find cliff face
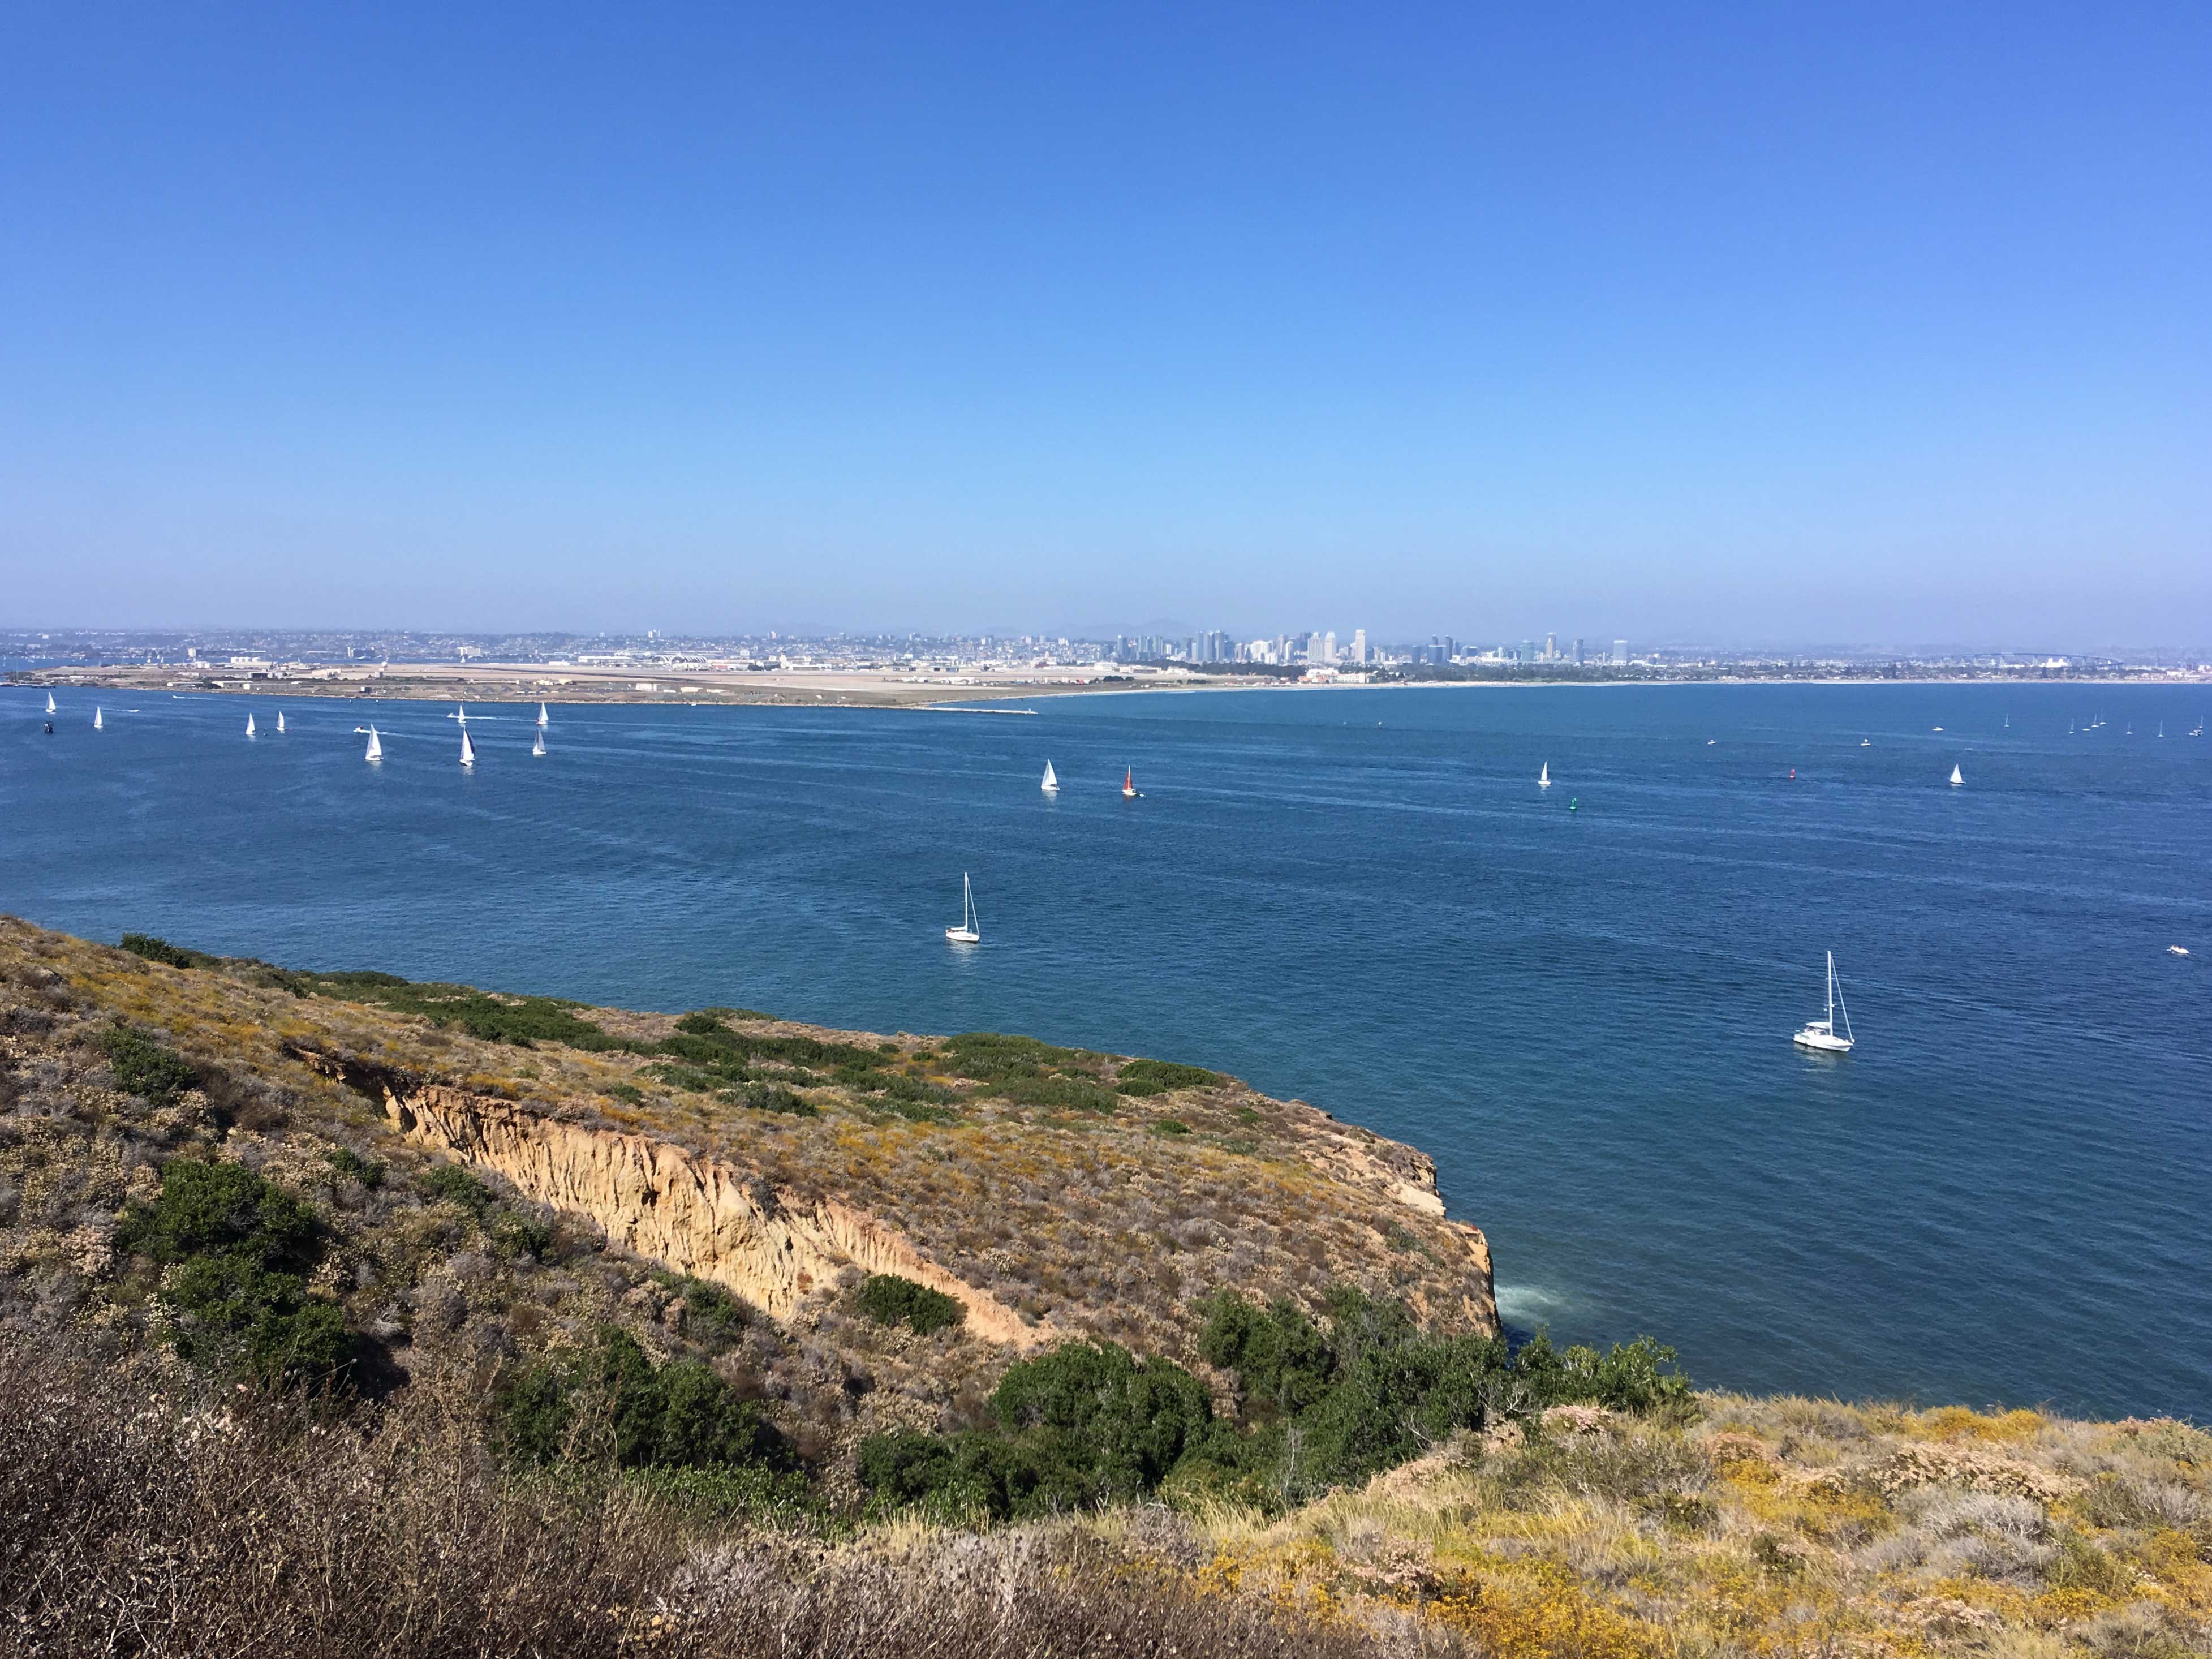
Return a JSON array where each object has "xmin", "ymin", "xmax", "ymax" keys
[{"xmin": 380, "ymin": 1080, "xmax": 1044, "ymax": 1347}]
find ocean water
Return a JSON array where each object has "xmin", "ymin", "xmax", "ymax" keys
[{"xmin": 6, "ymin": 681, "xmax": 2209, "ymax": 1420}]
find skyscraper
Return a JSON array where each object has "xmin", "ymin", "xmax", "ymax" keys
[
  {"xmin": 1544, "ymin": 631, "xmax": 1557, "ymax": 663},
  {"xmin": 1352, "ymin": 629, "xmax": 1368, "ymax": 665},
  {"xmin": 1573, "ymin": 637, "xmax": 1585, "ymax": 665},
  {"xmin": 1323, "ymin": 630, "xmax": 1337, "ymax": 663},
  {"xmin": 1612, "ymin": 639, "xmax": 1629, "ymax": 665}
]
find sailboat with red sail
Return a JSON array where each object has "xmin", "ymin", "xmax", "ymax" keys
[{"xmin": 1121, "ymin": 767, "xmax": 1137, "ymax": 798}]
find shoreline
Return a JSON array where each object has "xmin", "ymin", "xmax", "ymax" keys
[{"xmin": 11, "ymin": 661, "xmax": 2204, "ymax": 712}]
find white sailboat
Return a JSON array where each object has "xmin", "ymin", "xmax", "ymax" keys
[
  {"xmin": 944, "ymin": 873, "xmax": 980, "ymax": 944},
  {"xmin": 460, "ymin": 728, "xmax": 476, "ymax": 770},
  {"xmin": 455, "ymin": 703, "xmax": 468, "ymax": 725},
  {"xmin": 246, "ymin": 712, "xmax": 257, "ymax": 737},
  {"xmin": 45, "ymin": 692, "xmax": 57, "ymax": 715},
  {"xmin": 536, "ymin": 703, "xmax": 550, "ymax": 728},
  {"xmin": 276, "ymin": 711, "xmax": 286, "ymax": 734},
  {"xmin": 531, "ymin": 729, "xmax": 546, "ymax": 757},
  {"xmin": 364, "ymin": 725, "xmax": 382, "ymax": 763},
  {"xmin": 1792, "ymin": 952, "xmax": 1855, "ymax": 1054},
  {"xmin": 93, "ymin": 707, "xmax": 104, "ymax": 730},
  {"xmin": 1538, "ymin": 762, "xmax": 1551, "ymax": 789},
  {"xmin": 1041, "ymin": 759, "xmax": 1059, "ymax": 794},
  {"xmin": 1948, "ymin": 763, "xmax": 1963, "ymax": 787}
]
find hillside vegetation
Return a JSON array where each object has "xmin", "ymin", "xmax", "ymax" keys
[{"xmin": 2, "ymin": 916, "xmax": 2206, "ymax": 1658}]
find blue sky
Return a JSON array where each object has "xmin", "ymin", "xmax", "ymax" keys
[{"xmin": 2, "ymin": 3, "xmax": 2207, "ymax": 646}]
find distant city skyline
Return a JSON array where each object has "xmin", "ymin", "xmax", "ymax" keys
[{"xmin": 3, "ymin": 6, "xmax": 2207, "ymax": 644}]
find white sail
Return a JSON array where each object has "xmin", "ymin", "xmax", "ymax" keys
[
  {"xmin": 1949, "ymin": 763, "xmax": 1963, "ymax": 786},
  {"xmin": 45, "ymin": 693, "xmax": 56, "ymax": 714},
  {"xmin": 276, "ymin": 711, "xmax": 286, "ymax": 733},
  {"xmin": 1792, "ymin": 951, "xmax": 1856, "ymax": 1052},
  {"xmin": 93, "ymin": 707, "xmax": 103, "ymax": 730},
  {"xmin": 537, "ymin": 703, "xmax": 549, "ymax": 728},
  {"xmin": 1538, "ymin": 762, "xmax": 1550, "ymax": 788},
  {"xmin": 945, "ymin": 872, "xmax": 981, "ymax": 943},
  {"xmin": 365, "ymin": 726, "xmax": 382, "ymax": 762},
  {"xmin": 246, "ymin": 713, "xmax": 256, "ymax": 737},
  {"xmin": 1041, "ymin": 760, "xmax": 1058, "ymax": 792},
  {"xmin": 456, "ymin": 703, "xmax": 467, "ymax": 725},
  {"xmin": 532, "ymin": 729, "xmax": 545, "ymax": 757},
  {"xmin": 460, "ymin": 729, "xmax": 476, "ymax": 768}
]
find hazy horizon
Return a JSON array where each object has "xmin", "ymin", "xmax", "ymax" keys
[{"xmin": 3, "ymin": 5, "xmax": 2207, "ymax": 643}]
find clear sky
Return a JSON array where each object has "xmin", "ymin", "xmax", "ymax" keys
[{"xmin": 3, "ymin": 3, "xmax": 2207, "ymax": 647}]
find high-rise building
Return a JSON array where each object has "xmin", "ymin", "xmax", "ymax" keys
[
  {"xmin": 1612, "ymin": 639, "xmax": 1629, "ymax": 666},
  {"xmin": 1323, "ymin": 630, "xmax": 1337, "ymax": 663},
  {"xmin": 1544, "ymin": 631, "xmax": 1557, "ymax": 663},
  {"xmin": 1352, "ymin": 629, "xmax": 1368, "ymax": 665},
  {"xmin": 1573, "ymin": 637, "xmax": 1585, "ymax": 665}
]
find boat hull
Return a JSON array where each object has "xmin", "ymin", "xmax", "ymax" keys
[
  {"xmin": 944, "ymin": 928, "xmax": 980, "ymax": 944},
  {"xmin": 1793, "ymin": 1029, "xmax": 1853, "ymax": 1054}
]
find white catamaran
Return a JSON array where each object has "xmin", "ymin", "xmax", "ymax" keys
[
  {"xmin": 1792, "ymin": 952, "xmax": 1855, "ymax": 1054},
  {"xmin": 460, "ymin": 728, "xmax": 476, "ymax": 769},
  {"xmin": 945, "ymin": 873, "xmax": 981, "ymax": 944},
  {"xmin": 1041, "ymin": 760, "xmax": 1059, "ymax": 794},
  {"xmin": 364, "ymin": 725, "xmax": 382, "ymax": 763}
]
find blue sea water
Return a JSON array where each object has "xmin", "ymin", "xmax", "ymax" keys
[{"xmin": 6, "ymin": 681, "xmax": 2210, "ymax": 1420}]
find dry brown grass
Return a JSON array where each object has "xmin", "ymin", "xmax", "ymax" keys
[{"xmin": 0, "ymin": 1338, "xmax": 1453, "ymax": 1658}]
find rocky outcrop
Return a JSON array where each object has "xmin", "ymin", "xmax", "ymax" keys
[{"xmin": 375, "ymin": 1079, "xmax": 1045, "ymax": 1347}]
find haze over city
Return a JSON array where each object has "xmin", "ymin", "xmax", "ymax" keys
[{"xmin": 3, "ymin": 4, "xmax": 2207, "ymax": 648}]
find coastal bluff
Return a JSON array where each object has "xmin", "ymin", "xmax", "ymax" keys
[{"xmin": 0, "ymin": 916, "xmax": 1496, "ymax": 1389}]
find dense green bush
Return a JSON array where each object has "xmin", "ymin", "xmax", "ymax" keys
[
  {"xmin": 280, "ymin": 969, "xmax": 646, "ymax": 1052},
  {"xmin": 988, "ymin": 1074, "xmax": 1119, "ymax": 1114},
  {"xmin": 119, "ymin": 932, "xmax": 217, "ymax": 969},
  {"xmin": 496, "ymin": 1326, "xmax": 793, "ymax": 1475},
  {"xmin": 734, "ymin": 1082, "xmax": 816, "ymax": 1118},
  {"xmin": 115, "ymin": 1159, "xmax": 348, "ymax": 1384},
  {"xmin": 97, "ymin": 1024, "xmax": 199, "ymax": 1107},
  {"xmin": 325, "ymin": 1147, "xmax": 385, "ymax": 1189},
  {"xmin": 859, "ymin": 1288, "xmax": 1693, "ymax": 1519},
  {"xmin": 940, "ymin": 1031, "xmax": 1091, "ymax": 1082},
  {"xmin": 416, "ymin": 1163, "xmax": 493, "ymax": 1214},
  {"xmin": 1117, "ymin": 1058, "xmax": 1221, "ymax": 1093},
  {"xmin": 653, "ymin": 1272, "xmax": 750, "ymax": 1350},
  {"xmin": 858, "ymin": 1340, "xmax": 1217, "ymax": 1520},
  {"xmin": 856, "ymin": 1273, "xmax": 966, "ymax": 1336}
]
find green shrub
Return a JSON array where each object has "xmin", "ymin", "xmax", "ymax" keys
[
  {"xmin": 283, "ymin": 970, "xmax": 645, "ymax": 1053},
  {"xmin": 857, "ymin": 1274, "xmax": 965, "ymax": 1336},
  {"xmin": 119, "ymin": 933, "xmax": 217, "ymax": 969},
  {"xmin": 989, "ymin": 1074, "xmax": 1118, "ymax": 1114},
  {"xmin": 1150, "ymin": 1119, "xmax": 1191, "ymax": 1137},
  {"xmin": 733, "ymin": 1082, "xmax": 816, "ymax": 1118},
  {"xmin": 416, "ymin": 1163, "xmax": 493, "ymax": 1215},
  {"xmin": 1510, "ymin": 1333, "xmax": 1693, "ymax": 1414},
  {"xmin": 325, "ymin": 1147, "xmax": 385, "ymax": 1189},
  {"xmin": 114, "ymin": 1160, "xmax": 346, "ymax": 1385},
  {"xmin": 489, "ymin": 1207, "xmax": 553, "ymax": 1261},
  {"xmin": 604, "ymin": 1082, "xmax": 643, "ymax": 1104},
  {"xmin": 941, "ymin": 1031, "xmax": 1090, "ymax": 1082},
  {"xmin": 1117, "ymin": 1058, "xmax": 1220, "ymax": 1093},
  {"xmin": 496, "ymin": 1326, "xmax": 794, "ymax": 1474},
  {"xmin": 97, "ymin": 1025, "xmax": 199, "ymax": 1107},
  {"xmin": 858, "ymin": 1341, "xmax": 1219, "ymax": 1521},
  {"xmin": 653, "ymin": 1273, "xmax": 750, "ymax": 1350}
]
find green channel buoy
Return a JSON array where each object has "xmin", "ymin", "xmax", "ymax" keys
[{"xmin": 1568, "ymin": 797, "xmax": 1579, "ymax": 811}]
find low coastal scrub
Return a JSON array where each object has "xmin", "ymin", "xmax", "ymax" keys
[
  {"xmin": 855, "ymin": 1272, "xmax": 966, "ymax": 1336},
  {"xmin": 854, "ymin": 1291, "xmax": 1691, "ymax": 1521}
]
